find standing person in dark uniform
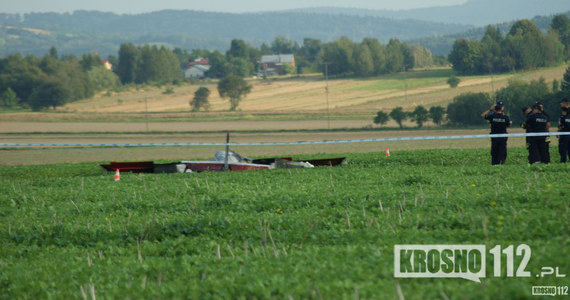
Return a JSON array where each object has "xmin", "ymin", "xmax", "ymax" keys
[
  {"xmin": 558, "ymin": 106, "xmax": 570, "ymax": 163},
  {"xmin": 536, "ymin": 102, "xmax": 551, "ymax": 163},
  {"xmin": 526, "ymin": 103, "xmax": 549, "ymax": 164},
  {"xmin": 520, "ymin": 106, "xmax": 532, "ymax": 150},
  {"xmin": 481, "ymin": 101, "xmax": 511, "ymax": 165}
]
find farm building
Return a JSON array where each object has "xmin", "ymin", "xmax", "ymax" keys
[
  {"xmin": 184, "ymin": 58, "xmax": 210, "ymax": 78},
  {"xmin": 259, "ymin": 54, "xmax": 295, "ymax": 75}
]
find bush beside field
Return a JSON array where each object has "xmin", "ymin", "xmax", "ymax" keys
[{"xmin": 0, "ymin": 148, "xmax": 568, "ymax": 299}]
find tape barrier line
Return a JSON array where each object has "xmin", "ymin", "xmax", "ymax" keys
[{"xmin": 1, "ymin": 132, "xmax": 570, "ymax": 148}]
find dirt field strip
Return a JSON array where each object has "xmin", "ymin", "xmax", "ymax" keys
[
  {"xmin": 0, "ymin": 128, "xmax": 531, "ymax": 165},
  {"xmin": 0, "ymin": 120, "xmax": 374, "ymax": 133}
]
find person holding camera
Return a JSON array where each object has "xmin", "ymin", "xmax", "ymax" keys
[{"xmin": 481, "ymin": 101, "xmax": 512, "ymax": 165}]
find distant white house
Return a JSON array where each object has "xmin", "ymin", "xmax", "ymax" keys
[
  {"xmin": 259, "ymin": 54, "xmax": 295, "ymax": 75},
  {"xmin": 184, "ymin": 58, "xmax": 210, "ymax": 78},
  {"xmin": 102, "ymin": 59, "xmax": 113, "ymax": 70}
]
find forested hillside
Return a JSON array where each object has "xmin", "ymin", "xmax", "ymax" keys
[
  {"xmin": 0, "ymin": 10, "xmax": 471, "ymax": 57},
  {"xmin": 1, "ymin": 9, "xmax": 568, "ymax": 58},
  {"xmin": 409, "ymin": 12, "xmax": 570, "ymax": 54}
]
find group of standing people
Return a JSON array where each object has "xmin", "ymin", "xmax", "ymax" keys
[{"xmin": 480, "ymin": 98, "xmax": 570, "ymax": 165}]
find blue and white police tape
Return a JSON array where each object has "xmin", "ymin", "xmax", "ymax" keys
[{"xmin": 1, "ymin": 132, "xmax": 569, "ymax": 148}]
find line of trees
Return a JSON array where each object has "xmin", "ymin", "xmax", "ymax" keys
[
  {"xmin": 116, "ymin": 44, "xmax": 183, "ymax": 85},
  {"xmin": 0, "ymin": 47, "xmax": 119, "ymax": 110},
  {"xmin": 173, "ymin": 36, "xmax": 439, "ymax": 79},
  {"xmin": 448, "ymin": 16, "xmax": 570, "ymax": 75},
  {"xmin": 374, "ymin": 105, "xmax": 445, "ymax": 128}
]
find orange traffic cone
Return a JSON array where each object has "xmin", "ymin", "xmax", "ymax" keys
[
  {"xmin": 114, "ymin": 169, "xmax": 120, "ymax": 181},
  {"xmin": 385, "ymin": 147, "xmax": 390, "ymax": 157}
]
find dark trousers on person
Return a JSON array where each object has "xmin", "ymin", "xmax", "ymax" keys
[
  {"xmin": 491, "ymin": 138, "xmax": 507, "ymax": 165},
  {"xmin": 528, "ymin": 137, "xmax": 549, "ymax": 164},
  {"xmin": 559, "ymin": 135, "xmax": 570, "ymax": 163},
  {"xmin": 545, "ymin": 139, "xmax": 551, "ymax": 163}
]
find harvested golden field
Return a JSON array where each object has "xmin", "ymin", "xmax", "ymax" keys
[{"xmin": 56, "ymin": 66, "xmax": 566, "ymax": 116}]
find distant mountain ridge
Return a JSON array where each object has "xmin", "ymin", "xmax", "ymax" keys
[
  {"xmin": 3, "ymin": 10, "xmax": 471, "ymax": 39},
  {"xmin": 0, "ymin": 10, "xmax": 473, "ymax": 57},
  {"xmin": 0, "ymin": 0, "xmax": 568, "ymax": 58},
  {"xmin": 292, "ymin": 0, "xmax": 570, "ymax": 26}
]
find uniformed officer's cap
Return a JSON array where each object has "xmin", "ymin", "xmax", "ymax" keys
[
  {"xmin": 561, "ymin": 98, "xmax": 569, "ymax": 103},
  {"xmin": 495, "ymin": 101, "xmax": 504, "ymax": 109},
  {"xmin": 532, "ymin": 103, "xmax": 542, "ymax": 109}
]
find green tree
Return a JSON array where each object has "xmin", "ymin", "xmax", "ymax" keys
[
  {"xmin": 411, "ymin": 44, "xmax": 433, "ymax": 68},
  {"xmin": 429, "ymin": 106, "xmax": 446, "ymax": 126},
  {"xmin": 301, "ymin": 38, "xmax": 322, "ymax": 63},
  {"xmin": 479, "ymin": 26, "xmax": 504, "ymax": 73},
  {"xmin": 551, "ymin": 14, "xmax": 570, "ymax": 61},
  {"xmin": 385, "ymin": 39, "xmax": 405, "ymax": 73},
  {"xmin": 562, "ymin": 65, "xmax": 570, "ymax": 94},
  {"xmin": 28, "ymin": 77, "xmax": 71, "ymax": 111},
  {"xmin": 319, "ymin": 38, "xmax": 353, "ymax": 76},
  {"xmin": 87, "ymin": 66, "xmax": 120, "ymax": 93},
  {"xmin": 352, "ymin": 43, "xmax": 374, "ymax": 76},
  {"xmin": 0, "ymin": 88, "xmax": 19, "ymax": 108},
  {"xmin": 227, "ymin": 39, "xmax": 249, "ymax": 59},
  {"xmin": 280, "ymin": 63, "xmax": 296, "ymax": 75},
  {"xmin": 229, "ymin": 57, "xmax": 253, "ymax": 77},
  {"xmin": 389, "ymin": 106, "xmax": 408, "ymax": 129},
  {"xmin": 553, "ymin": 79, "xmax": 560, "ymax": 92},
  {"xmin": 495, "ymin": 78, "xmax": 551, "ymax": 125},
  {"xmin": 373, "ymin": 110, "xmax": 389, "ymax": 126},
  {"xmin": 448, "ymin": 39, "xmax": 481, "ymax": 74},
  {"xmin": 361, "ymin": 38, "xmax": 386, "ymax": 75},
  {"xmin": 410, "ymin": 105, "xmax": 429, "ymax": 128},
  {"xmin": 217, "ymin": 75, "xmax": 252, "ymax": 111},
  {"xmin": 60, "ymin": 57, "xmax": 93, "ymax": 100},
  {"xmin": 401, "ymin": 42, "xmax": 415, "ymax": 71},
  {"xmin": 116, "ymin": 43, "xmax": 140, "ymax": 84},
  {"xmin": 190, "ymin": 87, "xmax": 211, "ymax": 112},
  {"xmin": 206, "ymin": 51, "xmax": 230, "ymax": 78},
  {"xmin": 504, "ymin": 19, "xmax": 562, "ymax": 70},
  {"xmin": 446, "ymin": 92, "xmax": 492, "ymax": 126},
  {"xmin": 271, "ymin": 36, "xmax": 298, "ymax": 54},
  {"xmin": 80, "ymin": 53, "xmax": 103, "ymax": 71},
  {"xmin": 447, "ymin": 75, "xmax": 461, "ymax": 88},
  {"xmin": 49, "ymin": 47, "xmax": 58, "ymax": 59},
  {"xmin": 136, "ymin": 45, "xmax": 183, "ymax": 84}
]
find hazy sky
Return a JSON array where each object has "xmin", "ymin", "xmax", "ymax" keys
[{"xmin": 2, "ymin": 0, "xmax": 468, "ymax": 14}]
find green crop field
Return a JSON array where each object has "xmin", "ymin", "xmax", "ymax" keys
[{"xmin": 1, "ymin": 147, "xmax": 568, "ymax": 299}]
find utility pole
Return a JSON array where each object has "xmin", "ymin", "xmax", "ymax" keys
[
  {"xmin": 145, "ymin": 96, "xmax": 149, "ymax": 133},
  {"xmin": 490, "ymin": 69, "xmax": 495, "ymax": 94},
  {"xmin": 403, "ymin": 65, "xmax": 408, "ymax": 103},
  {"xmin": 324, "ymin": 62, "xmax": 331, "ymax": 130}
]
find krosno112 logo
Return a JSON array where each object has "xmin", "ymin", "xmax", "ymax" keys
[{"xmin": 394, "ymin": 244, "xmax": 566, "ymax": 283}]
